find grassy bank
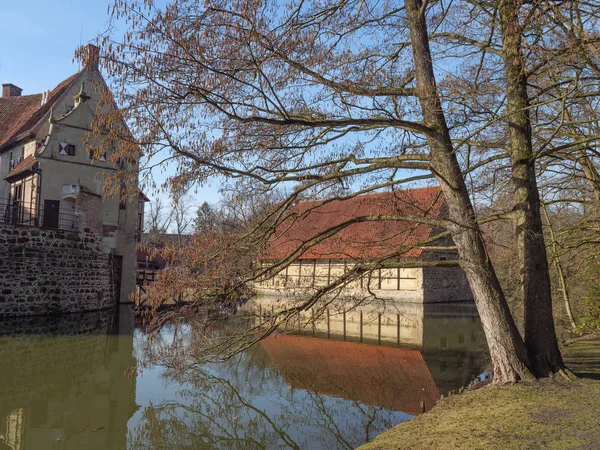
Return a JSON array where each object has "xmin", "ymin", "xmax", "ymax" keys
[{"xmin": 359, "ymin": 336, "xmax": 600, "ymax": 449}]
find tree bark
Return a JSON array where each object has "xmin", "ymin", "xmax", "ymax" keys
[
  {"xmin": 405, "ymin": 0, "xmax": 534, "ymax": 383},
  {"xmin": 498, "ymin": 0, "xmax": 566, "ymax": 376}
]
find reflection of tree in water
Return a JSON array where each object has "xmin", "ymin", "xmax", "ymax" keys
[
  {"xmin": 131, "ymin": 371, "xmax": 300, "ymax": 449},
  {"xmin": 131, "ymin": 307, "xmax": 490, "ymax": 450},
  {"xmin": 130, "ymin": 343, "xmax": 403, "ymax": 450}
]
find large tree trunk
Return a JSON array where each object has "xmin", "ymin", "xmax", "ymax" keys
[
  {"xmin": 405, "ymin": 0, "xmax": 534, "ymax": 383},
  {"xmin": 499, "ymin": 0, "xmax": 566, "ymax": 376}
]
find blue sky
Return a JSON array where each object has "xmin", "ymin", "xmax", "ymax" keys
[
  {"xmin": 0, "ymin": 1, "xmax": 111, "ymax": 94},
  {"xmin": 0, "ymin": 0, "xmax": 221, "ymax": 216}
]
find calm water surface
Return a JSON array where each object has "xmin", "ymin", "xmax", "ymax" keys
[{"xmin": 0, "ymin": 301, "xmax": 490, "ymax": 450}]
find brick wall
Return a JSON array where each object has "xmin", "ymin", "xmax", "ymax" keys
[
  {"xmin": 0, "ymin": 224, "xmax": 114, "ymax": 317},
  {"xmin": 76, "ymin": 190, "xmax": 103, "ymax": 234}
]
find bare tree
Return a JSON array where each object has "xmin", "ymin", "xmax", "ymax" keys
[
  {"xmin": 88, "ymin": 0, "xmax": 600, "ymax": 382},
  {"xmin": 171, "ymin": 192, "xmax": 195, "ymax": 243},
  {"xmin": 145, "ymin": 197, "xmax": 173, "ymax": 242}
]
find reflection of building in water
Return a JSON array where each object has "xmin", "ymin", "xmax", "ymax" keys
[
  {"xmin": 419, "ymin": 303, "xmax": 490, "ymax": 394},
  {"xmin": 261, "ymin": 335, "xmax": 440, "ymax": 414},
  {"xmin": 0, "ymin": 409, "xmax": 23, "ymax": 450},
  {"xmin": 250, "ymin": 299, "xmax": 490, "ymax": 413},
  {"xmin": 0, "ymin": 308, "xmax": 138, "ymax": 450},
  {"xmin": 247, "ymin": 298, "xmax": 488, "ymax": 350}
]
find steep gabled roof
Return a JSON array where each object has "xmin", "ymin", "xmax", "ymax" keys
[
  {"xmin": 0, "ymin": 73, "xmax": 79, "ymax": 151},
  {"xmin": 261, "ymin": 334, "xmax": 440, "ymax": 414},
  {"xmin": 263, "ymin": 186, "xmax": 445, "ymax": 261}
]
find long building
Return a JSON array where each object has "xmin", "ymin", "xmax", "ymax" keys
[{"xmin": 255, "ymin": 186, "xmax": 473, "ymax": 302}]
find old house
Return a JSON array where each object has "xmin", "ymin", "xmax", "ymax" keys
[
  {"xmin": 255, "ymin": 186, "xmax": 473, "ymax": 302},
  {"xmin": 0, "ymin": 44, "xmax": 143, "ymax": 310}
]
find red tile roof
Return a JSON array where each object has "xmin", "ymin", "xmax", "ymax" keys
[
  {"xmin": 261, "ymin": 334, "xmax": 440, "ymax": 414},
  {"xmin": 0, "ymin": 73, "xmax": 79, "ymax": 150},
  {"xmin": 4, "ymin": 154, "xmax": 38, "ymax": 181},
  {"xmin": 263, "ymin": 186, "xmax": 445, "ymax": 260}
]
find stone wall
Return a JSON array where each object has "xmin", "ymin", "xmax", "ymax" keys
[
  {"xmin": 421, "ymin": 266, "xmax": 474, "ymax": 303},
  {"xmin": 0, "ymin": 223, "xmax": 114, "ymax": 317}
]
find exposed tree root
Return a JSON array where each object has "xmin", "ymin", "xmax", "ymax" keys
[{"xmin": 551, "ymin": 367, "xmax": 577, "ymax": 382}]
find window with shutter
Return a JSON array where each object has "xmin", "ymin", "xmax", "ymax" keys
[{"xmin": 59, "ymin": 142, "xmax": 75, "ymax": 156}]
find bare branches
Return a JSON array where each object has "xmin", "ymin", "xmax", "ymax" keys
[{"xmin": 96, "ymin": 0, "xmax": 600, "ymax": 377}]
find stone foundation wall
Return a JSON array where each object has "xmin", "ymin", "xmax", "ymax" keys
[{"xmin": 0, "ymin": 224, "xmax": 114, "ymax": 317}]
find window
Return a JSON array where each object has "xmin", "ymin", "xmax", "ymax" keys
[
  {"xmin": 14, "ymin": 184, "xmax": 23, "ymax": 203},
  {"xmin": 59, "ymin": 142, "xmax": 75, "ymax": 156},
  {"xmin": 119, "ymin": 184, "xmax": 127, "ymax": 210},
  {"xmin": 137, "ymin": 201, "xmax": 144, "ymax": 231},
  {"xmin": 88, "ymin": 149, "xmax": 107, "ymax": 161},
  {"xmin": 8, "ymin": 149, "xmax": 23, "ymax": 170}
]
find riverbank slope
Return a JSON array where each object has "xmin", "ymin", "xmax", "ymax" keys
[{"xmin": 358, "ymin": 335, "xmax": 600, "ymax": 449}]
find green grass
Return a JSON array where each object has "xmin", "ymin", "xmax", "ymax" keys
[{"xmin": 358, "ymin": 336, "xmax": 600, "ymax": 450}]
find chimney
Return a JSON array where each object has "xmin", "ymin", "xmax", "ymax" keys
[
  {"xmin": 2, "ymin": 83, "xmax": 23, "ymax": 97},
  {"xmin": 82, "ymin": 44, "xmax": 100, "ymax": 71}
]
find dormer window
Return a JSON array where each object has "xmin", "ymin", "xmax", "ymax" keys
[{"xmin": 59, "ymin": 142, "xmax": 75, "ymax": 156}]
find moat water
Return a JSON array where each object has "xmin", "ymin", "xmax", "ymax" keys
[{"xmin": 0, "ymin": 301, "xmax": 490, "ymax": 450}]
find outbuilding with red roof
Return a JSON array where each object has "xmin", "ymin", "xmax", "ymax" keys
[{"xmin": 255, "ymin": 186, "xmax": 473, "ymax": 302}]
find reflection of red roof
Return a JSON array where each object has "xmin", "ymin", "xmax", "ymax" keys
[
  {"xmin": 263, "ymin": 186, "xmax": 444, "ymax": 260},
  {"xmin": 261, "ymin": 334, "xmax": 440, "ymax": 414},
  {"xmin": 4, "ymin": 155, "xmax": 37, "ymax": 181},
  {"xmin": 0, "ymin": 73, "xmax": 79, "ymax": 150}
]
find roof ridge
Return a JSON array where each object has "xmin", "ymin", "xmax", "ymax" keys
[
  {"xmin": 293, "ymin": 185, "xmax": 442, "ymax": 208},
  {"xmin": 0, "ymin": 71, "xmax": 80, "ymax": 151},
  {"xmin": 0, "ymin": 93, "xmax": 42, "ymax": 100}
]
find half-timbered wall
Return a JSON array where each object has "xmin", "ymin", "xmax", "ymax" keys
[
  {"xmin": 256, "ymin": 257, "xmax": 473, "ymax": 303},
  {"xmin": 259, "ymin": 259, "xmax": 420, "ymax": 290}
]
